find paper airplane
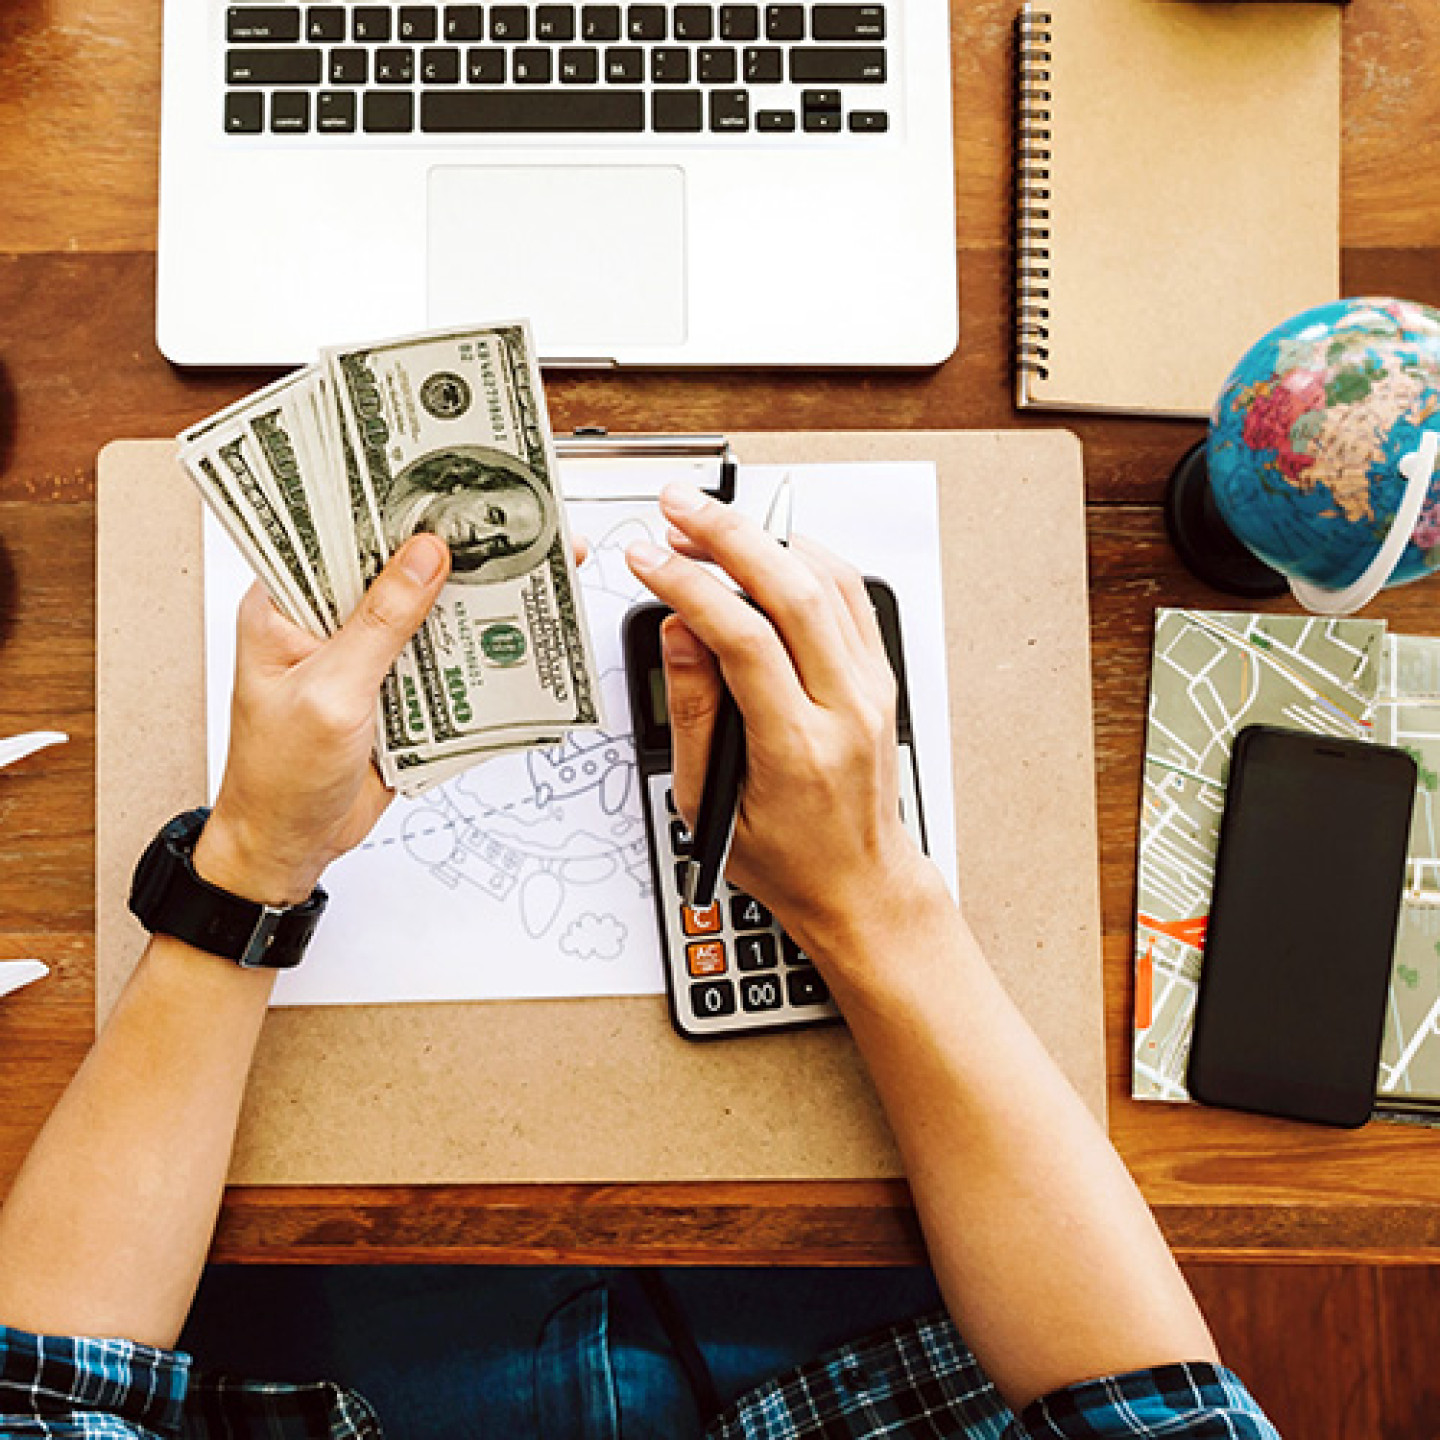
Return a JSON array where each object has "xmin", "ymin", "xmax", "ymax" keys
[
  {"xmin": 0, "ymin": 732, "xmax": 68, "ymax": 772},
  {"xmin": 0, "ymin": 960, "xmax": 49, "ymax": 1001}
]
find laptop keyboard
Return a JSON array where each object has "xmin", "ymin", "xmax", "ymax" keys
[{"xmin": 223, "ymin": 3, "xmax": 892, "ymax": 137}]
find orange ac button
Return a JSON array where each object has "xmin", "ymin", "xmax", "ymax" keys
[{"xmin": 686, "ymin": 940, "xmax": 727, "ymax": 977}]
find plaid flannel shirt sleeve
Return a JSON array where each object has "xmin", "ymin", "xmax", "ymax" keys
[
  {"xmin": 0, "ymin": 1324, "xmax": 382, "ymax": 1440},
  {"xmin": 706, "ymin": 1311, "xmax": 1281, "ymax": 1440}
]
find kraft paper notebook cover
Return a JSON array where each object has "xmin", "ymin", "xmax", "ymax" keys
[
  {"xmin": 1015, "ymin": 0, "xmax": 1340, "ymax": 417},
  {"xmin": 97, "ymin": 431, "xmax": 1104, "ymax": 1186}
]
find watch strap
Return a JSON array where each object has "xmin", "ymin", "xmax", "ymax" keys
[{"xmin": 128, "ymin": 809, "xmax": 326, "ymax": 970}]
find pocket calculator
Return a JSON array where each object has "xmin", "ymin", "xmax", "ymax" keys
[{"xmin": 623, "ymin": 579, "xmax": 928, "ymax": 1041}]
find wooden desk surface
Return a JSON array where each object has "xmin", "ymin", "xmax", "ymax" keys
[{"xmin": 3, "ymin": 0, "xmax": 1440, "ymax": 1264}]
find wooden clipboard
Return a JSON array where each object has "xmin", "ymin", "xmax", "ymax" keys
[{"xmin": 97, "ymin": 430, "xmax": 1103, "ymax": 1185}]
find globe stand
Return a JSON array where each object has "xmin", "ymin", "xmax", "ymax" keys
[{"xmin": 1164, "ymin": 441, "xmax": 1289, "ymax": 599}]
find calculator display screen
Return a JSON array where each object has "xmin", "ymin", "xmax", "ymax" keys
[{"xmin": 649, "ymin": 668, "xmax": 669, "ymax": 731}]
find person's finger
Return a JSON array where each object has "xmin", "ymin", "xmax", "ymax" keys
[
  {"xmin": 625, "ymin": 540, "xmax": 807, "ymax": 731},
  {"xmin": 313, "ymin": 534, "xmax": 451, "ymax": 691},
  {"xmin": 234, "ymin": 581, "xmax": 324, "ymax": 674},
  {"xmin": 660, "ymin": 617, "xmax": 723, "ymax": 823},
  {"xmin": 791, "ymin": 537, "xmax": 888, "ymax": 667},
  {"xmin": 658, "ymin": 484, "xmax": 858, "ymax": 705}
]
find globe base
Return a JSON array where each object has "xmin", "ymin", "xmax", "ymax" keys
[{"xmin": 1164, "ymin": 441, "xmax": 1289, "ymax": 599}]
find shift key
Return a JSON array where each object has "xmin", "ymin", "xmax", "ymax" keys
[
  {"xmin": 788, "ymin": 47, "xmax": 884, "ymax": 82},
  {"xmin": 227, "ymin": 48, "xmax": 324, "ymax": 84}
]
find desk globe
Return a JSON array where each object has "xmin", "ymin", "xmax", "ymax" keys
[{"xmin": 1167, "ymin": 297, "xmax": 1440, "ymax": 613}]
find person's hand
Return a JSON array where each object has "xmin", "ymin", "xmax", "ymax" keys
[
  {"xmin": 625, "ymin": 483, "xmax": 939, "ymax": 965},
  {"xmin": 193, "ymin": 534, "xmax": 453, "ymax": 905}
]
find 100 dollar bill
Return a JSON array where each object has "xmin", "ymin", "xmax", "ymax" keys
[{"xmin": 326, "ymin": 324, "xmax": 602, "ymax": 757}]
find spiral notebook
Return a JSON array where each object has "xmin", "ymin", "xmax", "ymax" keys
[{"xmin": 1015, "ymin": 0, "xmax": 1340, "ymax": 418}]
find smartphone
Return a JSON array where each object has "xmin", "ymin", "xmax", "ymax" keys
[
  {"xmin": 1188, "ymin": 723, "xmax": 1416, "ymax": 1127},
  {"xmin": 623, "ymin": 578, "xmax": 927, "ymax": 1040}
]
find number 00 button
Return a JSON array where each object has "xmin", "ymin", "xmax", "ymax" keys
[
  {"xmin": 741, "ymin": 976, "xmax": 784, "ymax": 1012},
  {"xmin": 691, "ymin": 979, "xmax": 736, "ymax": 1018}
]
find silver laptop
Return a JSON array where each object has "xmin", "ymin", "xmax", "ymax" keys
[{"xmin": 158, "ymin": 2, "xmax": 957, "ymax": 367}]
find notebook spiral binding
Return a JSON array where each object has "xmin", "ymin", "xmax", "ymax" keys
[{"xmin": 1015, "ymin": 7, "xmax": 1053, "ymax": 387}]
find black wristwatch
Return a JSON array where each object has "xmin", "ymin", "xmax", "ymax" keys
[{"xmin": 128, "ymin": 808, "xmax": 327, "ymax": 970}]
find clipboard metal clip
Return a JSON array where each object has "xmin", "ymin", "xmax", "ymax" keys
[{"xmin": 555, "ymin": 428, "xmax": 737, "ymax": 503}]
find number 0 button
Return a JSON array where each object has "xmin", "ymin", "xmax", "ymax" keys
[{"xmin": 691, "ymin": 979, "xmax": 736, "ymax": 1018}]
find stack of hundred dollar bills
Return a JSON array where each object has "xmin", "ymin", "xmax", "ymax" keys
[{"xmin": 179, "ymin": 323, "xmax": 602, "ymax": 797}]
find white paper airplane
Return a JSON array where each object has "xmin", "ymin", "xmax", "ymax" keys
[
  {"xmin": 0, "ymin": 732, "xmax": 68, "ymax": 772},
  {"xmin": 0, "ymin": 960, "xmax": 49, "ymax": 1001}
]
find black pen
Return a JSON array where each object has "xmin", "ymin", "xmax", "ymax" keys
[{"xmin": 683, "ymin": 477, "xmax": 793, "ymax": 912}]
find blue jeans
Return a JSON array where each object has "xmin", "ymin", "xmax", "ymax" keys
[{"xmin": 181, "ymin": 1265, "xmax": 943, "ymax": 1439}]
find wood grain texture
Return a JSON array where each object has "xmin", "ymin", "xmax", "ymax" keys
[{"xmin": 3, "ymin": 0, "xmax": 1440, "ymax": 1267}]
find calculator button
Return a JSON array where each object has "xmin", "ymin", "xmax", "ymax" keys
[
  {"xmin": 670, "ymin": 819, "xmax": 693, "ymax": 855},
  {"xmin": 736, "ymin": 933, "xmax": 778, "ymax": 970},
  {"xmin": 691, "ymin": 978, "xmax": 736, "ymax": 1018},
  {"xmin": 730, "ymin": 894, "xmax": 771, "ymax": 930},
  {"xmin": 782, "ymin": 935, "xmax": 814, "ymax": 966},
  {"xmin": 681, "ymin": 902, "xmax": 722, "ymax": 936},
  {"xmin": 741, "ymin": 974, "xmax": 785, "ymax": 1012},
  {"xmin": 786, "ymin": 968, "xmax": 830, "ymax": 1006},
  {"xmin": 687, "ymin": 939, "xmax": 727, "ymax": 977}
]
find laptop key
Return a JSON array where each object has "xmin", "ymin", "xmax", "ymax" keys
[
  {"xmin": 755, "ymin": 107, "xmax": 795, "ymax": 131},
  {"xmin": 673, "ymin": 5, "xmax": 714, "ymax": 40},
  {"xmin": 317, "ymin": 90, "xmax": 358, "ymax": 131},
  {"xmin": 698, "ymin": 46, "xmax": 736, "ymax": 82},
  {"xmin": 489, "ymin": 6, "xmax": 529, "ymax": 40},
  {"xmin": 224, "ymin": 91, "xmax": 264, "ymax": 133},
  {"xmin": 581, "ymin": 6, "xmax": 622, "ymax": 40},
  {"xmin": 399, "ymin": 6, "xmax": 439, "ymax": 40},
  {"xmin": 720, "ymin": 4, "xmax": 759, "ymax": 39},
  {"xmin": 764, "ymin": 5, "xmax": 804, "ymax": 40},
  {"xmin": 227, "ymin": 49, "xmax": 324, "ymax": 85},
  {"xmin": 811, "ymin": 4, "xmax": 885, "ymax": 40},
  {"xmin": 375, "ymin": 47, "xmax": 415, "ymax": 83},
  {"xmin": 352, "ymin": 7, "xmax": 392, "ymax": 41},
  {"xmin": 743, "ymin": 46, "xmax": 781, "ymax": 82},
  {"xmin": 627, "ymin": 4, "xmax": 666, "ymax": 38},
  {"xmin": 651, "ymin": 47, "xmax": 689, "ymax": 83},
  {"xmin": 560, "ymin": 47, "xmax": 600, "ymax": 82},
  {"xmin": 537, "ymin": 6, "xmax": 577, "ymax": 40},
  {"xmin": 652, "ymin": 90, "xmax": 702, "ymax": 131},
  {"xmin": 802, "ymin": 107, "xmax": 841, "ymax": 131},
  {"xmin": 512, "ymin": 48, "xmax": 552, "ymax": 83},
  {"xmin": 790, "ymin": 47, "xmax": 885, "ymax": 82},
  {"xmin": 306, "ymin": 7, "xmax": 346, "ymax": 41},
  {"xmin": 363, "ymin": 91, "xmax": 415, "ymax": 131},
  {"xmin": 709, "ymin": 88, "xmax": 748, "ymax": 130},
  {"xmin": 444, "ymin": 6, "xmax": 484, "ymax": 39},
  {"xmin": 227, "ymin": 8, "xmax": 301, "ymax": 42},
  {"xmin": 466, "ymin": 47, "xmax": 506, "ymax": 82},
  {"xmin": 270, "ymin": 91, "xmax": 311, "ymax": 133},
  {"xmin": 848, "ymin": 108, "xmax": 887, "ymax": 131},
  {"xmin": 422, "ymin": 90, "xmax": 646, "ymax": 131},
  {"xmin": 330, "ymin": 48, "xmax": 368, "ymax": 84},
  {"xmin": 420, "ymin": 47, "xmax": 461, "ymax": 82},
  {"xmin": 605, "ymin": 46, "xmax": 643, "ymax": 81}
]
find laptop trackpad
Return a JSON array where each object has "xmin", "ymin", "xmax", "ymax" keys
[{"xmin": 427, "ymin": 165, "xmax": 687, "ymax": 356}]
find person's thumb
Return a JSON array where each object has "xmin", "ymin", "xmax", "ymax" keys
[
  {"xmin": 318, "ymin": 534, "xmax": 451, "ymax": 691},
  {"xmin": 661, "ymin": 616, "xmax": 723, "ymax": 824}
]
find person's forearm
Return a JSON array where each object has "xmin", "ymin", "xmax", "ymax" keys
[
  {"xmin": 812, "ymin": 866, "xmax": 1218, "ymax": 1412},
  {"xmin": 0, "ymin": 921, "xmax": 275, "ymax": 1348}
]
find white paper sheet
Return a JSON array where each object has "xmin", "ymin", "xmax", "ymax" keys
[{"xmin": 205, "ymin": 461, "xmax": 957, "ymax": 1006}]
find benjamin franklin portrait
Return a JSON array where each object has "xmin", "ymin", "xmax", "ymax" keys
[{"xmin": 382, "ymin": 445, "xmax": 559, "ymax": 584}]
